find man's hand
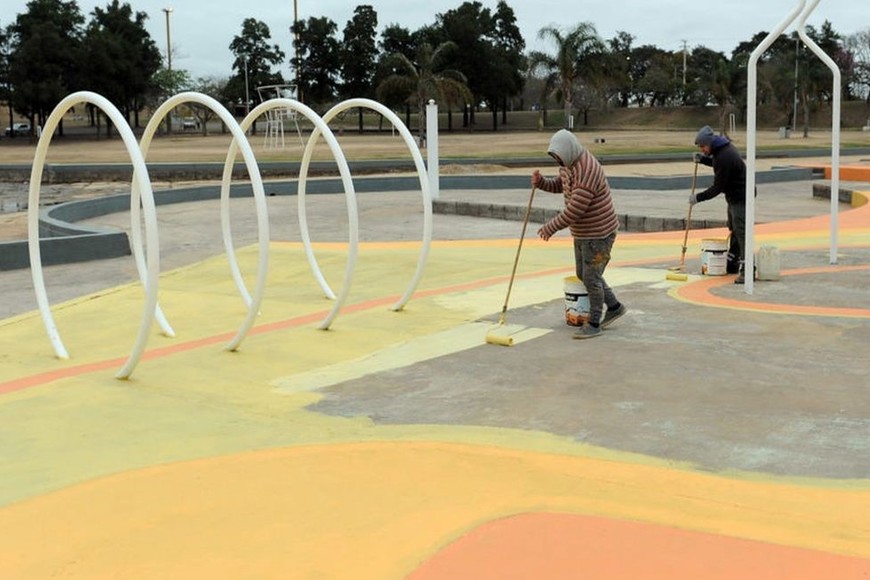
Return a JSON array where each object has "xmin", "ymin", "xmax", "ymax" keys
[
  {"xmin": 537, "ymin": 226, "xmax": 551, "ymax": 241},
  {"xmin": 688, "ymin": 193, "xmax": 698, "ymax": 206},
  {"xmin": 693, "ymin": 152, "xmax": 704, "ymax": 163},
  {"xmin": 531, "ymin": 170, "xmax": 542, "ymax": 188}
]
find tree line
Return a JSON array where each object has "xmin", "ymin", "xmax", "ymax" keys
[{"xmin": 2, "ymin": 0, "xmax": 868, "ymax": 138}]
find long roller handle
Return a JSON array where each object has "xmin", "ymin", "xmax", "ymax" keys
[{"xmin": 498, "ymin": 186, "xmax": 537, "ymax": 325}]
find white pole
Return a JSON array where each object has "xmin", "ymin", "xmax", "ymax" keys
[
  {"xmin": 745, "ymin": 0, "xmax": 807, "ymax": 295},
  {"xmin": 797, "ymin": 0, "xmax": 840, "ymax": 264},
  {"xmin": 426, "ymin": 99, "xmax": 440, "ymax": 201},
  {"xmin": 792, "ymin": 37, "xmax": 799, "ymax": 132},
  {"xmin": 243, "ymin": 56, "xmax": 250, "ymax": 120}
]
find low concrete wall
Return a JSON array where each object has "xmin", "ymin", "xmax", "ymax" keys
[
  {"xmin": 432, "ymin": 200, "xmax": 728, "ymax": 233},
  {"xmin": 811, "ymin": 183, "xmax": 866, "ymax": 206},
  {"xmin": 0, "ymin": 167, "xmax": 818, "ymax": 271},
  {"xmin": 0, "ymin": 229, "xmax": 130, "ymax": 271}
]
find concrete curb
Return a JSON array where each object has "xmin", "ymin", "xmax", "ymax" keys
[{"xmin": 0, "ymin": 166, "xmax": 826, "ymax": 271}]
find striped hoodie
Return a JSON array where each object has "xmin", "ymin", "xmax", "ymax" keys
[{"xmin": 537, "ymin": 129, "xmax": 619, "ymax": 240}]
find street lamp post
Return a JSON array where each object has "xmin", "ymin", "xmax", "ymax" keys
[
  {"xmin": 293, "ymin": 0, "xmax": 301, "ymax": 102},
  {"xmin": 163, "ymin": 7, "xmax": 173, "ymax": 72},
  {"xmin": 163, "ymin": 7, "xmax": 173, "ymax": 134},
  {"xmin": 243, "ymin": 55, "xmax": 250, "ymax": 118},
  {"xmin": 792, "ymin": 36, "xmax": 800, "ymax": 131}
]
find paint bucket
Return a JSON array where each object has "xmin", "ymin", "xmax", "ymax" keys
[
  {"xmin": 757, "ymin": 245, "xmax": 781, "ymax": 281},
  {"xmin": 700, "ymin": 238, "xmax": 728, "ymax": 276},
  {"xmin": 564, "ymin": 276, "xmax": 590, "ymax": 326}
]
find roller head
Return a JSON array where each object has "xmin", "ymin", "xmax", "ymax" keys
[
  {"xmin": 485, "ymin": 333, "xmax": 514, "ymax": 346},
  {"xmin": 666, "ymin": 272, "xmax": 688, "ymax": 282}
]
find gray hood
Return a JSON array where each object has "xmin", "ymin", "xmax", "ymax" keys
[{"xmin": 547, "ymin": 129, "xmax": 584, "ymax": 166}]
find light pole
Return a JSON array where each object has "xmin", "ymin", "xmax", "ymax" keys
[
  {"xmin": 243, "ymin": 54, "xmax": 250, "ymax": 118},
  {"xmin": 792, "ymin": 36, "xmax": 799, "ymax": 131},
  {"xmin": 681, "ymin": 40, "xmax": 688, "ymax": 87},
  {"xmin": 162, "ymin": 7, "xmax": 173, "ymax": 72},
  {"xmin": 163, "ymin": 7, "xmax": 173, "ymax": 134},
  {"xmin": 293, "ymin": 0, "xmax": 301, "ymax": 102}
]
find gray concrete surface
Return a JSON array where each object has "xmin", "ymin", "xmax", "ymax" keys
[
  {"xmin": 0, "ymin": 174, "xmax": 846, "ymax": 318},
  {"xmin": 1, "ymin": 160, "xmax": 869, "ymax": 482}
]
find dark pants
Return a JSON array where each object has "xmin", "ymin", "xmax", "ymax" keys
[
  {"xmin": 728, "ymin": 203, "xmax": 746, "ymax": 272},
  {"xmin": 573, "ymin": 232, "xmax": 619, "ymax": 325}
]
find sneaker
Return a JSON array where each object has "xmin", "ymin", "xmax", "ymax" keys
[
  {"xmin": 573, "ymin": 323, "xmax": 602, "ymax": 339},
  {"xmin": 734, "ymin": 266, "xmax": 757, "ymax": 284},
  {"xmin": 601, "ymin": 304, "xmax": 627, "ymax": 329}
]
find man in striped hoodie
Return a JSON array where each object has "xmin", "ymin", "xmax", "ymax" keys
[{"xmin": 532, "ymin": 129, "xmax": 626, "ymax": 339}]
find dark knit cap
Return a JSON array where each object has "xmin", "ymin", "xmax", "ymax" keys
[{"xmin": 694, "ymin": 125, "xmax": 715, "ymax": 147}]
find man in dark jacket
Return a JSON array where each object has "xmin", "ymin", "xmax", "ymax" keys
[{"xmin": 690, "ymin": 125, "xmax": 751, "ymax": 283}]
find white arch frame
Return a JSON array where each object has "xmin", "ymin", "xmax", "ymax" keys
[
  {"xmin": 231, "ymin": 98, "xmax": 358, "ymax": 331},
  {"xmin": 745, "ymin": 0, "xmax": 807, "ymax": 295},
  {"xmin": 24, "ymin": 91, "xmax": 433, "ymax": 379},
  {"xmin": 797, "ymin": 0, "xmax": 841, "ymax": 265},
  {"xmin": 133, "ymin": 91, "xmax": 271, "ymax": 352},
  {"xmin": 745, "ymin": 0, "xmax": 841, "ymax": 294},
  {"xmin": 299, "ymin": 98, "xmax": 433, "ymax": 319},
  {"xmin": 27, "ymin": 91, "xmax": 160, "ymax": 379}
]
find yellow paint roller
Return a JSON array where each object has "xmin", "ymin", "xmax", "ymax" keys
[
  {"xmin": 485, "ymin": 186, "xmax": 536, "ymax": 347},
  {"xmin": 666, "ymin": 160, "xmax": 698, "ymax": 283}
]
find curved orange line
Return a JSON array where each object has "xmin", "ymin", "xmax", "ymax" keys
[
  {"xmin": 675, "ymin": 263, "xmax": 870, "ymax": 318},
  {"xmin": 409, "ymin": 512, "xmax": 870, "ymax": 579},
  {"xmin": 0, "ymin": 265, "xmax": 578, "ymax": 396}
]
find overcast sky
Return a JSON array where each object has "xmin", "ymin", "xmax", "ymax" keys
[{"xmin": 7, "ymin": 0, "xmax": 868, "ymax": 78}]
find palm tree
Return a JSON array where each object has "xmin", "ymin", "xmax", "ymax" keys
[
  {"xmin": 527, "ymin": 23, "xmax": 603, "ymax": 126},
  {"xmin": 377, "ymin": 41, "xmax": 472, "ymax": 144}
]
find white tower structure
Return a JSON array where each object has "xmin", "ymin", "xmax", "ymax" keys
[{"xmin": 256, "ymin": 84, "xmax": 304, "ymax": 149}]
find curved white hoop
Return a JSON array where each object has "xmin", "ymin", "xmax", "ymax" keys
[
  {"xmin": 797, "ymin": 0, "xmax": 841, "ymax": 266},
  {"xmin": 301, "ymin": 98, "xmax": 433, "ymax": 313},
  {"xmin": 27, "ymin": 91, "xmax": 160, "ymax": 379},
  {"xmin": 237, "ymin": 99, "xmax": 359, "ymax": 331},
  {"xmin": 135, "ymin": 91, "xmax": 271, "ymax": 352}
]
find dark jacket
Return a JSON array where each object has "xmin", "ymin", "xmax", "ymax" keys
[{"xmin": 696, "ymin": 136, "xmax": 747, "ymax": 206}]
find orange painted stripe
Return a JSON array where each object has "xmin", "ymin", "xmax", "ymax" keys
[
  {"xmin": 0, "ymin": 358, "xmax": 126, "ymax": 395},
  {"xmin": 823, "ymin": 165, "xmax": 870, "ymax": 181},
  {"xmin": 676, "ymin": 264, "xmax": 870, "ymax": 318},
  {"xmin": 409, "ymin": 512, "xmax": 870, "ymax": 580},
  {"xmin": 0, "ymin": 264, "xmax": 576, "ymax": 395}
]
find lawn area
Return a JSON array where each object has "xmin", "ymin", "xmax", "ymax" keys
[{"xmin": 1, "ymin": 126, "xmax": 868, "ymax": 166}]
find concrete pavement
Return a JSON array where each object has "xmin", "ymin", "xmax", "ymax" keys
[{"xmin": 1, "ymin": 158, "xmax": 869, "ymax": 577}]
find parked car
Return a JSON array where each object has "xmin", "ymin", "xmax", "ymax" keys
[
  {"xmin": 4, "ymin": 122, "xmax": 30, "ymax": 136},
  {"xmin": 182, "ymin": 117, "xmax": 199, "ymax": 130}
]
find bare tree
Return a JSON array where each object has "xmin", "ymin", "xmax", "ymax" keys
[{"xmin": 845, "ymin": 28, "xmax": 870, "ymax": 105}]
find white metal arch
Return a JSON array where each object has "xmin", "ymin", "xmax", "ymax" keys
[
  {"xmin": 233, "ymin": 98, "xmax": 358, "ymax": 331},
  {"xmin": 797, "ymin": 0, "xmax": 841, "ymax": 265},
  {"xmin": 135, "ymin": 91, "xmax": 271, "ymax": 352},
  {"xmin": 27, "ymin": 91, "xmax": 160, "ymax": 379},
  {"xmin": 300, "ymin": 98, "xmax": 433, "ymax": 315},
  {"xmin": 745, "ymin": 0, "xmax": 841, "ymax": 294},
  {"xmin": 745, "ymin": 0, "xmax": 807, "ymax": 295}
]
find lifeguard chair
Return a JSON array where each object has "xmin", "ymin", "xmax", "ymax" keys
[{"xmin": 256, "ymin": 84, "xmax": 304, "ymax": 149}]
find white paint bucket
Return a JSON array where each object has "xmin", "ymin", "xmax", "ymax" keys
[
  {"xmin": 757, "ymin": 245, "xmax": 781, "ymax": 281},
  {"xmin": 700, "ymin": 238, "xmax": 728, "ymax": 276},
  {"xmin": 563, "ymin": 275, "xmax": 589, "ymax": 327}
]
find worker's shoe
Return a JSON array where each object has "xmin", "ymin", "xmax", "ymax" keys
[
  {"xmin": 734, "ymin": 266, "xmax": 757, "ymax": 284},
  {"xmin": 573, "ymin": 323, "xmax": 602, "ymax": 339},
  {"xmin": 601, "ymin": 303, "xmax": 626, "ymax": 329}
]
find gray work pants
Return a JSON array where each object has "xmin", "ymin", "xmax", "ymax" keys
[{"xmin": 573, "ymin": 232, "xmax": 619, "ymax": 325}]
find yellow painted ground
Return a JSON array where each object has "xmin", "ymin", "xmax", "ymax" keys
[{"xmin": 2, "ymin": 218, "xmax": 870, "ymax": 577}]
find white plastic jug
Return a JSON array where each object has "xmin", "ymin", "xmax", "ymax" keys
[{"xmin": 757, "ymin": 245, "xmax": 781, "ymax": 281}]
